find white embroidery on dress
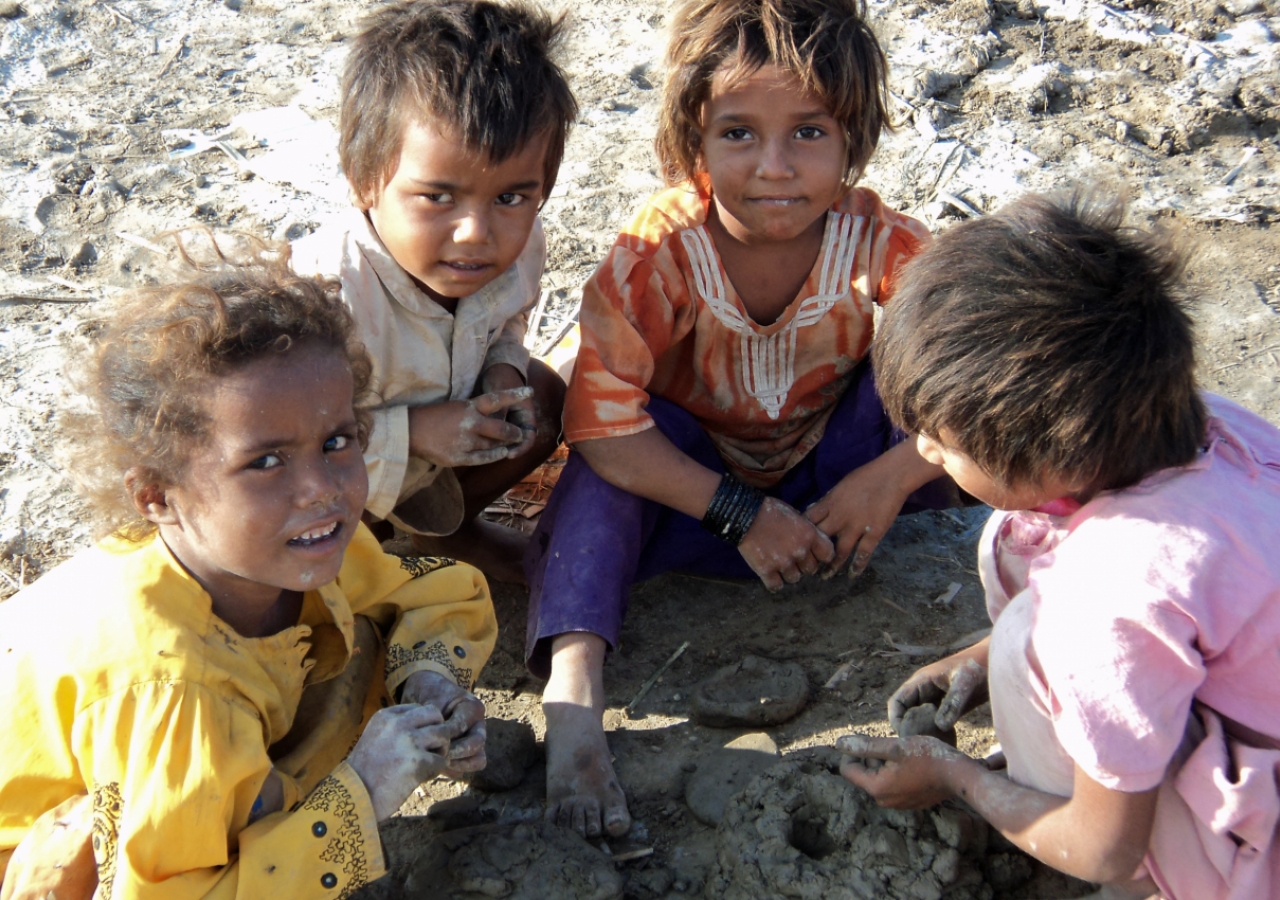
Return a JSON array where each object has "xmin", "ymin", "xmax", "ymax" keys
[{"xmin": 680, "ymin": 213, "xmax": 864, "ymax": 419}]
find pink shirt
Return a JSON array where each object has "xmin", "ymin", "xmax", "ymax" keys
[{"xmin": 983, "ymin": 394, "xmax": 1280, "ymax": 792}]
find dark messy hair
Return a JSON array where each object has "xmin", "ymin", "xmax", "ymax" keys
[
  {"xmin": 341, "ymin": 0, "xmax": 578, "ymax": 206},
  {"xmin": 656, "ymin": 0, "xmax": 890, "ymax": 187},
  {"xmin": 61, "ymin": 234, "xmax": 374, "ymax": 541},
  {"xmin": 873, "ymin": 186, "xmax": 1207, "ymax": 496}
]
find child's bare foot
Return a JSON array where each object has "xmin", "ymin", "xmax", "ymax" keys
[
  {"xmin": 411, "ymin": 518, "xmax": 528, "ymax": 585},
  {"xmin": 543, "ymin": 633, "xmax": 631, "ymax": 838}
]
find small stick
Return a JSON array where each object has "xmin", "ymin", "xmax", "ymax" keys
[
  {"xmin": 46, "ymin": 275, "xmax": 89, "ymax": 293},
  {"xmin": 1, "ymin": 295, "xmax": 93, "ymax": 305},
  {"xmin": 938, "ymin": 191, "xmax": 983, "ymax": 218},
  {"xmin": 879, "ymin": 596, "xmax": 912, "ymax": 617},
  {"xmin": 625, "ymin": 641, "xmax": 689, "ymax": 715},
  {"xmin": 1213, "ymin": 344, "xmax": 1280, "ymax": 372},
  {"xmin": 823, "ymin": 657, "xmax": 865, "ymax": 690},
  {"xmin": 0, "ymin": 568, "xmax": 19, "ymax": 591},
  {"xmin": 611, "ymin": 847, "xmax": 654, "ymax": 863},
  {"xmin": 934, "ymin": 582, "xmax": 962, "ymax": 606},
  {"xmin": 1222, "ymin": 147, "xmax": 1257, "ymax": 186},
  {"xmin": 116, "ymin": 231, "xmax": 167, "ymax": 255},
  {"xmin": 524, "ymin": 289, "xmax": 551, "ymax": 350},
  {"xmin": 158, "ymin": 33, "xmax": 187, "ymax": 78}
]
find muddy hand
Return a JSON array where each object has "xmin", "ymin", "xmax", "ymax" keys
[
  {"xmin": 738, "ymin": 498, "xmax": 835, "ymax": 591},
  {"xmin": 347, "ymin": 704, "xmax": 454, "ymax": 821},
  {"xmin": 804, "ymin": 463, "xmax": 911, "ymax": 578},
  {"xmin": 407, "ymin": 388, "xmax": 534, "ymax": 469},
  {"xmin": 836, "ymin": 733, "xmax": 968, "ymax": 809},
  {"xmin": 399, "ymin": 670, "xmax": 487, "ymax": 773},
  {"xmin": 888, "ymin": 654, "xmax": 988, "ymax": 735}
]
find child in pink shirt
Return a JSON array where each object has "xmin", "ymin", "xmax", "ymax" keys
[{"xmin": 839, "ymin": 188, "xmax": 1280, "ymax": 900}]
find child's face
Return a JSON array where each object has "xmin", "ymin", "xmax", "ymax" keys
[
  {"xmin": 150, "ymin": 343, "xmax": 369, "ymax": 608},
  {"xmin": 361, "ymin": 118, "xmax": 549, "ymax": 304},
  {"xmin": 917, "ymin": 433, "xmax": 1080, "ymax": 511},
  {"xmin": 699, "ymin": 64, "xmax": 847, "ymax": 244}
]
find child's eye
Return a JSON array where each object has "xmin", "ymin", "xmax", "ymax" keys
[
  {"xmin": 495, "ymin": 192, "xmax": 526, "ymax": 207},
  {"xmin": 324, "ymin": 435, "xmax": 353, "ymax": 452},
  {"xmin": 422, "ymin": 192, "xmax": 454, "ymax": 204},
  {"xmin": 722, "ymin": 127, "xmax": 753, "ymax": 142},
  {"xmin": 247, "ymin": 453, "xmax": 283, "ymax": 470},
  {"xmin": 795, "ymin": 125, "xmax": 826, "ymax": 140}
]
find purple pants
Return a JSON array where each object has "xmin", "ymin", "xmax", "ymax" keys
[{"xmin": 523, "ymin": 363, "xmax": 954, "ymax": 678}]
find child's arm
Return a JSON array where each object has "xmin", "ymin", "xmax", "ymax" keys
[
  {"xmin": 804, "ymin": 437, "xmax": 946, "ymax": 576},
  {"xmin": 838, "ymin": 734, "xmax": 1159, "ymax": 885},
  {"xmin": 577, "ymin": 429, "xmax": 836, "ymax": 590},
  {"xmin": 338, "ymin": 525, "xmax": 499, "ymax": 770}
]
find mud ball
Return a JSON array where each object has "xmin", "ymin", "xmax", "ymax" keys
[
  {"xmin": 708, "ymin": 762, "xmax": 995, "ymax": 900},
  {"xmin": 690, "ymin": 656, "xmax": 810, "ymax": 727},
  {"xmin": 896, "ymin": 703, "xmax": 958, "ymax": 746},
  {"xmin": 466, "ymin": 717, "xmax": 537, "ymax": 793}
]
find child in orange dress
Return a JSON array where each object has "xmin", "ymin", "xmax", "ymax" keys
[{"xmin": 526, "ymin": 0, "xmax": 957, "ymax": 839}]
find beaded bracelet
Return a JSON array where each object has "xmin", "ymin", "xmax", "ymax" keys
[{"xmin": 700, "ymin": 473, "xmax": 766, "ymax": 545}]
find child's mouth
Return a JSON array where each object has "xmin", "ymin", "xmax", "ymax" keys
[
  {"xmin": 443, "ymin": 260, "xmax": 491, "ymax": 272},
  {"xmin": 288, "ymin": 521, "xmax": 342, "ymax": 547}
]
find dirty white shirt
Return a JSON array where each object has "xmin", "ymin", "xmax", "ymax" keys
[{"xmin": 291, "ymin": 208, "xmax": 543, "ymax": 521}]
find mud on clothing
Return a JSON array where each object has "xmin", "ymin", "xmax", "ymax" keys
[
  {"xmin": 981, "ymin": 395, "xmax": 1280, "ymax": 900},
  {"xmin": 292, "ymin": 208, "xmax": 543, "ymax": 535},
  {"xmin": 0, "ymin": 524, "xmax": 496, "ymax": 900}
]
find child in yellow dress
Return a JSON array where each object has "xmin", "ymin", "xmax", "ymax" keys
[{"xmin": 0, "ymin": 244, "xmax": 497, "ymax": 900}]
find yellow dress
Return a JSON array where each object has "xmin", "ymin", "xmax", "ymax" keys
[{"xmin": 0, "ymin": 524, "xmax": 496, "ymax": 900}]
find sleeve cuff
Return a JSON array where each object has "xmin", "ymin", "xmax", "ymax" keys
[
  {"xmin": 385, "ymin": 642, "xmax": 477, "ymax": 693},
  {"xmin": 364, "ymin": 406, "xmax": 411, "ymax": 519},
  {"xmin": 297, "ymin": 761, "xmax": 387, "ymax": 891}
]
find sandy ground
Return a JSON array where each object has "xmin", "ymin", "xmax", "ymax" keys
[{"xmin": 1, "ymin": 0, "xmax": 1278, "ymax": 897}]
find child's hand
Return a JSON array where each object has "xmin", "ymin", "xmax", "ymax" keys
[
  {"xmin": 804, "ymin": 461, "xmax": 912, "ymax": 577},
  {"xmin": 836, "ymin": 733, "xmax": 971, "ymax": 809},
  {"xmin": 407, "ymin": 387, "xmax": 534, "ymax": 469},
  {"xmin": 887, "ymin": 642, "xmax": 990, "ymax": 734},
  {"xmin": 347, "ymin": 704, "xmax": 453, "ymax": 821},
  {"xmin": 399, "ymin": 670, "xmax": 488, "ymax": 774},
  {"xmin": 481, "ymin": 363, "xmax": 538, "ymax": 453},
  {"xmin": 738, "ymin": 497, "xmax": 836, "ymax": 591}
]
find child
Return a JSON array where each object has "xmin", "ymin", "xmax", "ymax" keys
[
  {"xmin": 0, "ymin": 246, "xmax": 498, "ymax": 900},
  {"xmin": 527, "ymin": 0, "xmax": 957, "ymax": 839},
  {"xmin": 290, "ymin": 0, "xmax": 577, "ymax": 584},
  {"xmin": 839, "ymin": 188, "xmax": 1280, "ymax": 900}
]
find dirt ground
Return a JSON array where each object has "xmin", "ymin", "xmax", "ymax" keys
[{"xmin": 1, "ymin": 0, "xmax": 1278, "ymax": 897}]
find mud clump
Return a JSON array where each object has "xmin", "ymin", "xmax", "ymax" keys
[
  {"xmin": 690, "ymin": 656, "xmax": 810, "ymax": 727},
  {"xmin": 364, "ymin": 821, "xmax": 624, "ymax": 900},
  {"xmin": 896, "ymin": 703, "xmax": 958, "ymax": 746},
  {"xmin": 708, "ymin": 762, "xmax": 995, "ymax": 900}
]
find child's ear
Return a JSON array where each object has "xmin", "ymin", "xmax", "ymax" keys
[{"xmin": 124, "ymin": 468, "xmax": 180, "ymax": 526}]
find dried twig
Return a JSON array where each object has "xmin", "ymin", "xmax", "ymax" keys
[
  {"xmin": 933, "ymin": 582, "xmax": 963, "ymax": 607},
  {"xmin": 158, "ymin": 33, "xmax": 188, "ymax": 78},
  {"xmin": 1214, "ymin": 344, "xmax": 1280, "ymax": 372},
  {"xmin": 823, "ymin": 657, "xmax": 865, "ymax": 690},
  {"xmin": 874, "ymin": 628, "xmax": 992, "ymax": 659},
  {"xmin": 611, "ymin": 847, "xmax": 654, "ymax": 863},
  {"xmin": 116, "ymin": 231, "xmax": 167, "ymax": 255},
  {"xmin": 1222, "ymin": 147, "xmax": 1257, "ymax": 186},
  {"xmin": 879, "ymin": 596, "xmax": 913, "ymax": 617},
  {"xmin": 938, "ymin": 191, "xmax": 983, "ymax": 218},
  {"xmin": 624, "ymin": 641, "xmax": 689, "ymax": 715}
]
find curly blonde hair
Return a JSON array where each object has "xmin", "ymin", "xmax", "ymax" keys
[{"xmin": 61, "ymin": 235, "xmax": 374, "ymax": 541}]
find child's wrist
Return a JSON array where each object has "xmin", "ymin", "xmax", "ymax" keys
[{"xmin": 701, "ymin": 473, "xmax": 766, "ymax": 545}]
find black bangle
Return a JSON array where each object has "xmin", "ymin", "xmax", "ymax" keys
[{"xmin": 701, "ymin": 473, "xmax": 766, "ymax": 545}]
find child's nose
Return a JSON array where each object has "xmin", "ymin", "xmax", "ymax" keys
[
  {"xmin": 298, "ymin": 457, "xmax": 343, "ymax": 505},
  {"xmin": 755, "ymin": 138, "xmax": 794, "ymax": 179},
  {"xmin": 452, "ymin": 207, "xmax": 491, "ymax": 244}
]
